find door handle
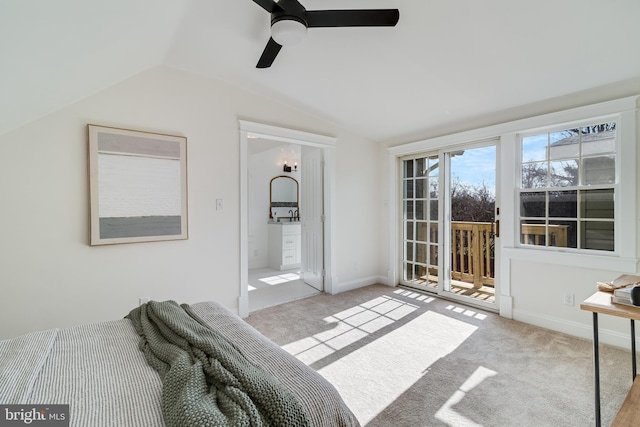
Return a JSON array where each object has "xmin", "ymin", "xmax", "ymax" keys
[{"xmin": 495, "ymin": 220, "xmax": 500, "ymax": 238}]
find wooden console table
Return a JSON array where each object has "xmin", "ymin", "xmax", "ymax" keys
[{"xmin": 580, "ymin": 291, "xmax": 640, "ymax": 427}]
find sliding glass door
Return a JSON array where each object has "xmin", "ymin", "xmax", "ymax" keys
[{"xmin": 401, "ymin": 141, "xmax": 498, "ymax": 310}]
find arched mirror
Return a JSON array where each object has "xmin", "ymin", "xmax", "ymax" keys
[{"xmin": 270, "ymin": 176, "xmax": 299, "ymax": 220}]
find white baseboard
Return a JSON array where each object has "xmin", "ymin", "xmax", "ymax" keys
[
  {"xmin": 513, "ymin": 308, "xmax": 634, "ymax": 350},
  {"xmin": 500, "ymin": 295, "xmax": 513, "ymax": 319},
  {"xmin": 331, "ymin": 275, "xmax": 387, "ymax": 294}
]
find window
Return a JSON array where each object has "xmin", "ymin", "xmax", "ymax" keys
[{"xmin": 518, "ymin": 122, "xmax": 616, "ymax": 251}]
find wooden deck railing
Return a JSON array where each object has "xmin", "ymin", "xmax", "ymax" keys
[
  {"xmin": 449, "ymin": 221, "xmax": 570, "ymax": 289},
  {"xmin": 451, "ymin": 221, "xmax": 495, "ymax": 289},
  {"xmin": 424, "ymin": 222, "xmax": 567, "ymax": 290},
  {"xmin": 521, "ymin": 224, "xmax": 568, "ymax": 247}
]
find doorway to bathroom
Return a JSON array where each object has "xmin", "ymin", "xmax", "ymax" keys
[
  {"xmin": 246, "ymin": 142, "xmax": 321, "ymax": 311},
  {"xmin": 239, "ymin": 121, "xmax": 336, "ymax": 317}
]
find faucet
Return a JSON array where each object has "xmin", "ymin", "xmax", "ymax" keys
[
  {"xmin": 294, "ymin": 209, "xmax": 299, "ymax": 221},
  {"xmin": 288, "ymin": 209, "xmax": 294, "ymax": 221}
]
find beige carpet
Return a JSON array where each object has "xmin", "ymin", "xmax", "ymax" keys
[{"xmin": 245, "ymin": 284, "xmax": 636, "ymax": 427}]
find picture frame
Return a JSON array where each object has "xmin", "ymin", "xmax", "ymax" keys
[{"xmin": 88, "ymin": 124, "xmax": 188, "ymax": 245}]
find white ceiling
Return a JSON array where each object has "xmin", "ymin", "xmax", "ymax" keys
[{"xmin": 2, "ymin": 0, "xmax": 640, "ymax": 142}]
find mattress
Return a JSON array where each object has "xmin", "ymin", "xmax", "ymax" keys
[{"xmin": 0, "ymin": 301, "xmax": 359, "ymax": 427}]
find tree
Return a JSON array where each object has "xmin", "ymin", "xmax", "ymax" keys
[
  {"xmin": 522, "ymin": 162, "xmax": 547, "ymax": 189},
  {"xmin": 450, "ymin": 179, "xmax": 495, "ymax": 222}
]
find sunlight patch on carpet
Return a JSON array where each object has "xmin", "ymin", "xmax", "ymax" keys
[
  {"xmin": 445, "ymin": 304, "xmax": 488, "ymax": 320},
  {"xmin": 282, "ymin": 295, "xmax": 418, "ymax": 365},
  {"xmin": 282, "ymin": 294, "xmax": 479, "ymax": 425},
  {"xmin": 321, "ymin": 310, "xmax": 477, "ymax": 424},
  {"xmin": 435, "ymin": 366, "xmax": 497, "ymax": 426},
  {"xmin": 393, "ymin": 288, "xmax": 437, "ymax": 303}
]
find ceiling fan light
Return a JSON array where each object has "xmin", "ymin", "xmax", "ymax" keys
[{"xmin": 271, "ymin": 19, "xmax": 307, "ymax": 46}]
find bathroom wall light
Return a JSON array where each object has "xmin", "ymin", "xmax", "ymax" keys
[{"xmin": 283, "ymin": 161, "xmax": 298, "ymax": 172}]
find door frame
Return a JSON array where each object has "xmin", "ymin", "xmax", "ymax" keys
[
  {"xmin": 388, "ymin": 137, "xmax": 502, "ymax": 314},
  {"xmin": 239, "ymin": 120, "xmax": 336, "ymax": 318}
]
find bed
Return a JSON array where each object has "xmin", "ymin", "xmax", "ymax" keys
[{"xmin": 0, "ymin": 301, "xmax": 360, "ymax": 427}]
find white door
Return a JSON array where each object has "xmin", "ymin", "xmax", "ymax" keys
[{"xmin": 301, "ymin": 146, "xmax": 324, "ymax": 291}]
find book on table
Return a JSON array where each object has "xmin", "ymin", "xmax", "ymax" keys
[
  {"xmin": 612, "ymin": 295, "xmax": 635, "ymax": 307},
  {"xmin": 607, "ymin": 274, "xmax": 640, "ymax": 306},
  {"xmin": 615, "ymin": 287, "xmax": 633, "ymax": 298}
]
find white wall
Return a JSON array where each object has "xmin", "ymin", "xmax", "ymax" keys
[
  {"xmin": 0, "ymin": 66, "xmax": 382, "ymax": 339},
  {"xmin": 332, "ymin": 133, "xmax": 385, "ymax": 290}
]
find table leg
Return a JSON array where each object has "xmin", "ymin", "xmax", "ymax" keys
[
  {"xmin": 632, "ymin": 319, "xmax": 637, "ymax": 380},
  {"xmin": 593, "ymin": 312, "xmax": 601, "ymax": 427}
]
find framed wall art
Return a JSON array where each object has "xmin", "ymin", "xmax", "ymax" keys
[{"xmin": 88, "ymin": 124, "xmax": 188, "ymax": 245}]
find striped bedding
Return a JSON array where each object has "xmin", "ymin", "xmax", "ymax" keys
[{"xmin": 0, "ymin": 301, "xmax": 359, "ymax": 427}]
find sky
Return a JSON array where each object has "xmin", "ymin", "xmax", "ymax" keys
[{"xmin": 450, "ymin": 145, "xmax": 496, "ymax": 195}]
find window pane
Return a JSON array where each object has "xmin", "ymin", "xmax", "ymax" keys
[
  {"xmin": 429, "ymin": 244, "xmax": 438, "ymax": 265},
  {"xmin": 415, "ymin": 264, "xmax": 427, "ymax": 283},
  {"xmin": 581, "ymin": 221, "xmax": 614, "ymax": 251},
  {"xmin": 549, "ymin": 191, "xmax": 577, "ymax": 218},
  {"xmin": 415, "ymin": 158, "xmax": 426, "ymax": 177},
  {"xmin": 550, "ymin": 129, "xmax": 580, "ymax": 159},
  {"xmin": 522, "ymin": 134, "xmax": 548, "ymax": 162},
  {"xmin": 404, "ymin": 263, "xmax": 414, "ymax": 281},
  {"xmin": 430, "ymin": 223, "xmax": 439, "ymax": 243},
  {"xmin": 581, "ymin": 122, "xmax": 616, "ymax": 156},
  {"xmin": 403, "ymin": 179, "xmax": 414, "ymax": 199},
  {"xmin": 406, "ymin": 242, "xmax": 414, "ymax": 261},
  {"xmin": 427, "ymin": 155, "xmax": 439, "ymax": 177},
  {"xmin": 404, "ymin": 160, "xmax": 414, "ymax": 178},
  {"xmin": 416, "ymin": 222, "xmax": 428, "ymax": 242},
  {"xmin": 520, "ymin": 220, "xmax": 545, "ymax": 245},
  {"xmin": 520, "ymin": 192, "xmax": 546, "ymax": 217},
  {"xmin": 583, "ymin": 155, "xmax": 615, "ymax": 185},
  {"xmin": 581, "ymin": 189, "xmax": 614, "ymax": 219},
  {"xmin": 549, "ymin": 160, "xmax": 579, "ymax": 187},
  {"xmin": 429, "ymin": 177, "xmax": 438, "ymax": 198},
  {"xmin": 521, "ymin": 162, "xmax": 548, "ymax": 188},
  {"xmin": 430, "ymin": 200, "xmax": 438, "ymax": 221},
  {"xmin": 415, "ymin": 177, "xmax": 428, "ymax": 198},
  {"xmin": 549, "ymin": 220, "xmax": 577, "ymax": 248},
  {"xmin": 405, "ymin": 222, "xmax": 414, "ymax": 240},
  {"xmin": 415, "ymin": 242, "xmax": 427, "ymax": 263},
  {"xmin": 415, "ymin": 200, "xmax": 428, "ymax": 220},
  {"xmin": 404, "ymin": 201, "xmax": 414, "ymax": 220}
]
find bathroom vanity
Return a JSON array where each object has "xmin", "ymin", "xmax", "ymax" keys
[{"xmin": 268, "ymin": 222, "xmax": 301, "ymax": 270}]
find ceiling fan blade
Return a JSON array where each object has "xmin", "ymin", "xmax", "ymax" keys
[
  {"xmin": 252, "ymin": 0, "xmax": 283, "ymax": 13},
  {"xmin": 306, "ymin": 9, "xmax": 399, "ymax": 28},
  {"xmin": 256, "ymin": 38, "xmax": 283, "ymax": 68}
]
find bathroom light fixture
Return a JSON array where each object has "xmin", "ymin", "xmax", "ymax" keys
[{"xmin": 283, "ymin": 161, "xmax": 298, "ymax": 173}]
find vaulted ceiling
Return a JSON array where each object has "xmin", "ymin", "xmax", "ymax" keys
[{"xmin": 2, "ymin": 0, "xmax": 640, "ymax": 142}]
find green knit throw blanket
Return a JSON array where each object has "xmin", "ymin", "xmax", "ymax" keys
[{"xmin": 126, "ymin": 301, "xmax": 311, "ymax": 427}]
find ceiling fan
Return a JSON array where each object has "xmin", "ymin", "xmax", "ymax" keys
[{"xmin": 252, "ymin": 0, "xmax": 399, "ymax": 68}]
